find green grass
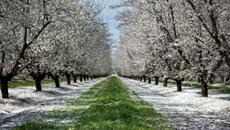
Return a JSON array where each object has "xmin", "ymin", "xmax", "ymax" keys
[
  {"xmin": 152, "ymin": 79, "xmax": 230, "ymax": 94},
  {"xmin": 11, "ymin": 78, "xmax": 32, "ymax": 81},
  {"xmin": 14, "ymin": 76, "xmax": 173, "ymax": 130},
  {"xmin": 208, "ymin": 86, "xmax": 230, "ymax": 94},
  {"xmin": 181, "ymin": 83, "xmax": 230, "ymax": 94},
  {"xmin": 8, "ymin": 78, "xmax": 74, "ymax": 89}
]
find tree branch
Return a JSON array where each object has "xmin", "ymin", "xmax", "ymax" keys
[{"xmin": 28, "ymin": 21, "xmax": 51, "ymax": 46}]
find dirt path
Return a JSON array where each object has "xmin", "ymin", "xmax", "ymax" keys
[
  {"xmin": 119, "ymin": 77, "xmax": 230, "ymax": 130},
  {"xmin": 0, "ymin": 78, "xmax": 106, "ymax": 130}
]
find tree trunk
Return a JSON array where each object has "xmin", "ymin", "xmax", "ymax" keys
[
  {"xmin": 201, "ymin": 77, "xmax": 208, "ymax": 97},
  {"xmin": 209, "ymin": 78, "xmax": 213, "ymax": 84},
  {"xmin": 155, "ymin": 76, "xmax": 159, "ymax": 85},
  {"xmin": 49, "ymin": 74, "xmax": 60, "ymax": 88},
  {"xmin": 143, "ymin": 77, "xmax": 146, "ymax": 82},
  {"xmin": 54, "ymin": 77, "xmax": 60, "ymax": 88},
  {"xmin": 30, "ymin": 73, "xmax": 46, "ymax": 91},
  {"xmin": 73, "ymin": 75, "xmax": 77, "ymax": 83},
  {"xmin": 84, "ymin": 75, "xmax": 86, "ymax": 81},
  {"xmin": 80, "ymin": 75, "xmax": 83, "ymax": 82},
  {"xmin": 221, "ymin": 77, "xmax": 224, "ymax": 82},
  {"xmin": 1, "ymin": 78, "xmax": 10, "ymax": 98},
  {"xmin": 65, "ymin": 74, "xmax": 71, "ymax": 85},
  {"xmin": 226, "ymin": 78, "xmax": 230, "ymax": 85},
  {"xmin": 35, "ymin": 78, "xmax": 42, "ymax": 91},
  {"xmin": 148, "ymin": 78, "xmax": 151, "ymax": 84},
  {"xmin": 87, "ymin": 75, "xmax": 89, "ymax": 80},
  {"xmin": 209, "ymin": 74, "xmax": 214, "ymax": 84},
  {"xmin": 163, "ymin": 78, "xmax": 168, "ymax": 87},
  {"xmin": 198, "ymin": 77, "xmax": 200, "ymax": 83},
  {"xmin": 176, "ymin": 80, "xmax": 182, "ymax": 91},
  {"xmin": 140, "ymin": 77, "xmax": 142, "ymax": 82}
]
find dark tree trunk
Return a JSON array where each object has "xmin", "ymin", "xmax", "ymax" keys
[
  {"xmin": 144, "ymin": 77, "xmax": 146, "ymax": 82},
  {"xmin": 221, "ymin": 77, "xmax": 224, "ymax": 82},
  {"xmin": 73, "ymin": 75, "xmax": 77, "ymax": 83},
  {"xmin": 201, "ymin": 77, "xmax": 208, "ymax": 97},
  {"xmin": 209, "ymin": 78, "xmax": 213, "ymax": 84},
  {"xmin": 84, "ymin": 75, "xmax": 86, "ymax": 81},
  {"xmin": 49, "ymin": 74, "xmax": 60, "ymax": 87},
  {"xmin": 35, "ymin": 78, "xmax": 42, "ymax": 91},
  {"xmin": 163, "ymin": 78, "xmax": 168, "ymax": 87},
  {"xmin": 209, "ymin": 74, "xmax": 214, "ymax": 84},
  {"xmin": 80, "ymin": 75, "xmax": 83, "ymax": 82},
  {"xmin": 54, "ymin": 77, "xmax": 60, "ymax": 88},
  {"xmin": 148, "ymin": 78, "xmax": 151, "ymax": 84},
  {"xmin": 140, "ymin": 77, "xmax": 142, "ymax": 82},
  {"xmin": 30, "ymin": 73, "xmax": 46, "ymax": 91},
  {"xmin": 1, "ymin": 78, "xmax": 10, "ymax": 98},
  {"xmin": 87, "ymin": 75, "xmax": 89, "ymax": 80},
  {"xmin": 49, "ymin": 74, "xmax": 60, "ymax": 88},
  {"xmin": 155, "ymin": 76, "xmax": 159, "ymax": 85},
  {"xmin": 65, "ymin": 73, "xmax": 71, "ymax": 85},
  {"xmin": 198, "ymin": 77, "xmax": 200, "ymax": 83},
  {"xmin": 176, "ymin": 80, "xmax": 182, "ymax": 91},
  {"xmin": 226, "ymin": 78, "xmax": 230, "ymax": 85}
]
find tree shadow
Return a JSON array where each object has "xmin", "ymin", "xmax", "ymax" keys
[{"xmin": 0, "ymin": 109, "xmax": 45, "ymax": 130}]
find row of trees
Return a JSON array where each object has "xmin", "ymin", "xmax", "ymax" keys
[
  {"xmin": 0, "ymin": 0, "xmax": 112, "ymax": 98},
  {"xmin": 113, "ymin": 0, "xmax": 230, "ymax": 97}
]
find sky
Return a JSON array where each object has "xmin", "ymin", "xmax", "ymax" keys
[{"xmin": 95, "ymin": 0, "xmax": 124, "ymax": 47}]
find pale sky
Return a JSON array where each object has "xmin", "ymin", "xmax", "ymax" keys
[{"xmin": 95, "ymin": 0, "xmax": 124, "ymax": 47}]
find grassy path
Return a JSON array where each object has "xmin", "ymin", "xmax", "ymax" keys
[{"xmin": 14, "ymin": 77, "xmax": 173, "ymax": 130}]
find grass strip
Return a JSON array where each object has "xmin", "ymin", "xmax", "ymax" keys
[
  {"xmin": 14, "ymin": 76, "xmax": 173, "ymax": 130},
  {"xmin": 8, "ymin": 78, "xmax": 74, "ymax": 89},
  {"xmin": 152, "ymin": 79, "xmax": 230, "ymax": 94}
]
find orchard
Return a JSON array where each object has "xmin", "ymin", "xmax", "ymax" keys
[
  {"xmin": 0, "ymin": 0, "xmax": 230, "ymax": 129},
  {"xmin": 113, "ymin": 0, "xmax": 230, "ymax": 97},
  {"xmin": 0, "ymin": 0, "xmax": 112, "ymax": 98}
]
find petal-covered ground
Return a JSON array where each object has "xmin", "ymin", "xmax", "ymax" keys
[
  {"xmin": 119, "ymin": 77, "xmax": 230, "ymax": 130},
  {"xmin": 0, "ymin": 78, "xmax": 106, "ymax": 130},
  {"xmin": 1, "ymin": 76, "xmax": 230, "ymax": 130}
]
